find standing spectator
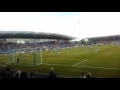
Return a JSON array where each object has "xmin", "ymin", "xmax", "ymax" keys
[{"xmin": 48, "ymin": 68, "xmax": 57, "ymax": 78}]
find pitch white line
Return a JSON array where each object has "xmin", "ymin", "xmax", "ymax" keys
[
  {"xmin": 72, "ymin": 59, "xmax": 88, "ymax": 66},
  {"xmin": 42, "ymin": 63, "xmax": 72, "ymax": 67},
  {"xmin": 75, "ymin": 66, "xmax": 120, "ymax": 70},
  {"xmin": 98, "ymin": 52, "xmax": 120, "ymax": 54},
  {"xmin": 17, "ymin": 58, "xmax": 87, "ymax": 61},
  {"xmin": 43, "ymin": 58, "xmax": 87, "ymax": 61},
  {"xmin": 41, "ymin": 63, "xmax": 120, "ymax": 70}
]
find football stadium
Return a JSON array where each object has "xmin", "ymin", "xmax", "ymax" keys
[{"xmin": 0, "ymin": 31, "xmax": 120, "ymax": 78}]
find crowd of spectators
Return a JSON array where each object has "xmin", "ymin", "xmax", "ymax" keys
[
  {"xmin": 0, "ymin": 67, "xmax": 57, "ymax": 78},
  {"xmin": 0, "ymin": 67, "xmax": 93, "ymax": 78},
  {"xmin": 0, "ymin": 41, "xmax": 73, "ymax": 54},
  {"xmin": 88, "ymin": 38, "xmax": 120, "ymax": 45}
]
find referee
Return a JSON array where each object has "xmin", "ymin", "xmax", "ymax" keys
[{"xmin": 17, "ymin": 58, "xmax": 19, "ymax": 65}]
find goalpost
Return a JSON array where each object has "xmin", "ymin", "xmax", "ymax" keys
[
  {"xmin": 7, "ymin": 48, "xmax": 43, "ymax": 66},
  {"xmin": 7, "ymin": 49, "xmax": 19, "ymax": 64}
]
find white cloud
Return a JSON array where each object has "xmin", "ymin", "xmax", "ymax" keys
[
  {"xmin": 79, "ymin": 12, "xmax": 120, "ymax": 39},
  {"xmin": 0, "ymin": 12, "xmax": 120, "ymax": 40},
  {"xmin": 51, "ymin": 12, "xmax": 57, "ymax": 15}
]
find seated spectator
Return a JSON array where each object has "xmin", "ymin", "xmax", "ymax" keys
[
  {"xmin": 30, "ymin": 72, "xmax": 34, "ymax": 78},
  {"xmin": 48, "ymin": 68, "xmax": 57, "ymax": 78},
  {"xmin": 86, "ymin": 73, "xmax": 94, "ymax": 78},
  {"xmin": 12, "ymin": 71, "xmax": 21, "ymax": 78},
  {"xmin": 20, "ymin": 71, "xmax": 28, "ymax": 78},
  {"xmin": 80, "ymin": 72, "xmax": 86, "ymax": 78},
  {"xmin": 1, "ymin": 70, "xmax": 6, "ymax": 78},
  {"xmin": 2, "ymin": 67, "xmax": 11, "ymax": 78}
]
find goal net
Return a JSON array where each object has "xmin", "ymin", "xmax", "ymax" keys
[{"xmin": 7, "ymin": 48, "xmax": 42, "ymax": 66}]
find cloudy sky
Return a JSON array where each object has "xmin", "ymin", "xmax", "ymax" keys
[{"xmin": 0, "ymin": 12, "xmax": 120, "ymax": 40}]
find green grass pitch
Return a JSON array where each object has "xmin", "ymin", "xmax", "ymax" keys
[{"xmin": 0, "ymin": 45, "xmax": 120, "ymax": 78}]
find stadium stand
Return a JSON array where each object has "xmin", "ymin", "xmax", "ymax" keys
[{"xmin": 0, "ymin": 42, "xmax": 73, "ymax": 54}]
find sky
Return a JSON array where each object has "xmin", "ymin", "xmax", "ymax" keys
[{"xmin": 0, "ymin": 12, "xmax": 120, "ymax": 40}]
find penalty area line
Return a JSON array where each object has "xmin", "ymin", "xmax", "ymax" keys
[
  {"xmin": 42, "ymin": 63, "xmax": 72, "ymax": 67},
  {"xmin": 72, "ymin": 59, "xmax": 88, "ymax": 66}
]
